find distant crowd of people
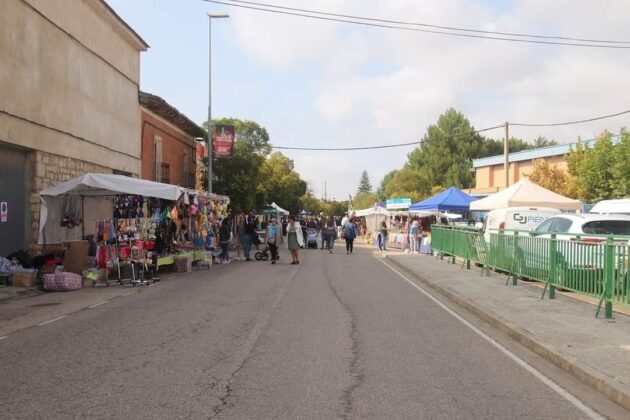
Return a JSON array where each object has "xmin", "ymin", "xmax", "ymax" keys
[
  {"xmin": 213, "ymin": 211, "xmax": 364, "ymax": 265},
  {"xmin": 211, "ymin": 210, "xmax": 435, "ymax": 266}
]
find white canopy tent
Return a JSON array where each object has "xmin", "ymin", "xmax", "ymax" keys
[
  {"xmin": 469, "ymin": 179, "xmax": 581, "ymax": 211},
  {"xmin": 354, "ymin": 205, "xmax": 390, "ymax": 217},
  {"xmin": 38, "ymin": 173, "xmax": 229, "ymax": 244},
  {"xmin": 270, "ymin": 202, "xmax": 290, "ymax": 215},
  {"xmin": 353, "ymin": 205, "xmax": 391, "ymax": 234}
]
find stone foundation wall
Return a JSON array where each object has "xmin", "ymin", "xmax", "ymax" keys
[{"xmin": 30, "ymin": 151, "xmax": 112, "ymax": 250}]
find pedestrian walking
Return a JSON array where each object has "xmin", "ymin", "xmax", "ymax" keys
[
  {"xmin": 235, "ymin": 213, "xmax": 245, "ymax": 260},
  {"xmin": 243, "ymin": 211, "xmax": 258, "ymax": 261},
  {"xmin": 339, "ymin": 213, "xmax": 349, "ymax": 242},
  {"xmin": 264, "ymin": 217, "xmax": 282, "ymax": 264},
  {"xmin": 218, "ymin": 218, "xmax": 231, "ymax": 263},
  {"xmin": 379, "ymin": 220, "xmax": 389, "ymax": 252},
  {"xmin": 317, "ymin": 213, "xmax": 326, "ymax": 249},
  {"xmin": 343, "ymin": 217, "xmax": 358, "ymax": 255},
  {"xmin": 285, "ymin": 215, "xmax": 304, "ymax": 264},
  {"xmin": 325, "ymin": 215, "xmax": 336, "ymax": 253},
  {"xmin": 409, "ymin": 220, "xmax": 419, "ymax": 254}
]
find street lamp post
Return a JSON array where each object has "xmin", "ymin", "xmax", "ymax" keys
[{"xmin": 207, "ymin": 12, "xmax": 229, "ymax": 194}]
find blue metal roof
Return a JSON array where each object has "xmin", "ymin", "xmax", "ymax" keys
[{"xmin": 472, "ymin": 138, "xmax": 599, "ymax": 168}]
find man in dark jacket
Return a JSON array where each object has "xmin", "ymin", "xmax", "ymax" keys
[
  {"xmin": 243, "ymin": 211, "xmax": 258, "ymax": 261},
  {"xmin": 218, "ymin": 219, "xmax": 231, "ymax": 263}
]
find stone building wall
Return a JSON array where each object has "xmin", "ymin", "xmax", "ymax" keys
[{"xmin": 30, "ymin": 151, "xmax": 111, "ymax": 249}]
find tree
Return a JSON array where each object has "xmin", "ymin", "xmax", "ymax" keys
[
  {"xmin": 300, "ymin": 190, "xmax": 323, "ymax": 215},
  {"xmin": 526, "ymin": 160, "xmax": 579, "ymax": 198},
  {"xmin": 328, "ymin": 200, "xmax": 349, "ymax": 216},
  {"xmin": 407, "ymin": 108, "xmax": 487, "ymax": 189},
  {"xmin": 258, "ymin": 152, "xmax": 307, "ymax": 215},
  {"xmin": 479, "ymin": 136, "xmax": 557, "ymax": 158},
  {"xmin": 353, "ymin": 191, "xmax": 378, "ymax": 210},
  {"xmin": 377, "ymin": 170, "xmax": 398, "ymax": 201},
  {"xmin": 356, "ymin": 170, "xmax": 372, "ymax": 194},
  {"xmin": 610, "ymin": 129, "xmax": 630, "ymax": 198},
  {"xmin": 531, "ymin": 136, "xmax": 558, "ymax": 149},
  {"xmin": 204, "ymin": 118, "xmax": 272, "ymax": 213},
  {"xmin": 384, "ymin": 167, "xmax": 431, "ymax": 202},
  {"xmin": 566, "ymin": 132, "xmax": 616, "ymax": 201},
  {"xmin": 566, "ymin": 130, "xmax": 630, "ymax": 201}
]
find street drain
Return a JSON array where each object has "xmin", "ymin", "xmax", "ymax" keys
[{"xmin": 28, "ymin": 302, "xmax": 61, "ymax": 308}]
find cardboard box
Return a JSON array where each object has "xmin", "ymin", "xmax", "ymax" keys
[
  {"xmin": 63, "ymin": 240, "xmax": 89, "ymax": 275},
  {"xmin": 12, "ymin": 270, "xmax": 37, "ymax": 288}
]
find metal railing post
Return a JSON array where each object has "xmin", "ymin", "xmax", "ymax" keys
[
  {"xmin": 511, "ymin": 231, "xmax": 519, "ymax": 286},
  {"xmin": 550, "ymin": 233, "xmax": 557, "ymax": 299},
  {"xmin": 604, "ymin": 237, "xmax": 614, "ymax": 319},
  {"xmin": 543, "ymin": 233, "xmax": 557, "ymax": 300}
]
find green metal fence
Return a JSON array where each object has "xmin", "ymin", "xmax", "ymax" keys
[{"xmin": 430, "ymin": 225, "xmax": 630, "ymax": 319}]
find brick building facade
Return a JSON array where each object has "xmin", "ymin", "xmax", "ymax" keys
[{"xmin": 139, "ymin": 92, "xmax": 205, "ymax": 189}]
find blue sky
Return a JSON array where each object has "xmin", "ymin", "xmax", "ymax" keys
[{"xmin": 107, "ymin": 0, "xmax": 630, "ymax": 201}]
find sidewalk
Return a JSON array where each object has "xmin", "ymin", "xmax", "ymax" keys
[
  {"xmin": 382, "ymin": 249, "xmax": 630, "ymax": 411},
  {"xmin": 0, "ymin": 275, "xmax": 174, "ymax": 338}
]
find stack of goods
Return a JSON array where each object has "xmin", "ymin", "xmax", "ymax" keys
[
  {"xmin": 43, "ymin": 271, "xmax": 82, "ymax": 291},
  {"xmin": 175, "ymin": 256, "xmax": 192, "ymax": 273}
]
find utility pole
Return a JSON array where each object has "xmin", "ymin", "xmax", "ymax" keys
[{"xmin": 504, "ymin": 122, "xmax": 509, "ymax": 188}]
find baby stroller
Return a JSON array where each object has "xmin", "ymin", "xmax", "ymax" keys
[
  {"xmin": 306, "ymin": 228, "xmax": 318, "ymax": 249},
  {"xmin": 255, "ymin": 244, "xmax": 270, "ymax": 261}
]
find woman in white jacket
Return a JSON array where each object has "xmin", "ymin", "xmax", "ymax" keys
[{"xmin": 285, "ymin": 215, "xmax": 304, "ymax": 265}]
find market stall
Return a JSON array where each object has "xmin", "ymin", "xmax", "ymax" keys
[
  {"xmin": 269, "ymin": 202, "xmax": 289, "ymax": 216},
  {"xmin": 469, "ymin": 179, "xmax": 581, "ymax": 211},
  {"xmin": 409, "ymin": 187, "xmax": 477, "ymax": 214},
  {"xmin": 38, "ymin": 173, "xmax": 229, "ymax": 286},
  {"xmin": 354, "ymin": 205, "xmax": 390, "ymax": 235},
  {"xmin": 405, "ymin": 188, "xmax": 478, "ymax": 253}
]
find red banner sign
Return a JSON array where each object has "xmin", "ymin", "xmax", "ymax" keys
[{"xmin": 213, "ymin": 125, "xmax": 235, "ymax": 158}]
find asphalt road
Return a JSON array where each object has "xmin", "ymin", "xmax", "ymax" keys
[{"xmin": 0, "ymin": 245, "xmax": 606, "ymax": 419}]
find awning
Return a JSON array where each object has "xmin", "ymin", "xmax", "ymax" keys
[
  {"xmin": 409, "ymin": 187, "xmax": 477, "ymax": 213},
  {"xmin": 469, "ymin": 179, "xmax": 581, "ymax": 211},
  {"xmin": 38, "ymin": 173, "xmax": 229, "ymax": 244}
]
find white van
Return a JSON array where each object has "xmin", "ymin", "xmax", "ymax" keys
[
  {"xmin": 589, "ymin": 199, "xmax": 630, "ymax": 215},
  {"xmin": 481, "ymin": 207, "xmax": 561, "ymax": 243}
]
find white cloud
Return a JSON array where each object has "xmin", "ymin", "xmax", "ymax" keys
[{"xmin": 112, "ymin": 0, "xmax": 630, "ymax": 201}]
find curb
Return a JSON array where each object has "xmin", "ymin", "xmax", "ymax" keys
[{"xmin": 384, "ymin": 255, "xmax": 630, "ymax": 412}]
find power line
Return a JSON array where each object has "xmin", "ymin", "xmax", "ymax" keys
[
  {"xmin": 220, "ymin": 0, "xmax": 630, "ymax": 45},
  {"xmin": 204, "ymin": 0, "xmax": 630, "ymax": 49},
  {"xmin": 511, "ymin": 109, "xmax": 630, "ymax": 127},
  {"xmin": 272, "ymin": 124, "xmax": 504, "ymax": 151},
  {"xmin": 271, "ymin": 107, "xmax": 630, "ymax": 151}
]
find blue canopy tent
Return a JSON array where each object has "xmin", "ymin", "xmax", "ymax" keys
[{"xmin": 409, "ymin": 187, "xmax": 477, "ymax": 213}]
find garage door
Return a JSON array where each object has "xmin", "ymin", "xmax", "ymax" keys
[{"xmin": 0, "ymin": 145, "xmax": 28, "ymax": 257}]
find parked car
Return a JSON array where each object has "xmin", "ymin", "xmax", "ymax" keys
[
  {"xmin": 525, "ymin": 214, "xmax": 630, "ymax": 289},
  {"xmin": 534, "ymin": 213, "xmax": 630, "ymax": 238},
  {"xmin": 481, "ymin": 207, "xmax": 561, "ymax": 243},
  {"xmin": 589, "ymin": 199, "xmax": 630, "ymax": 215}
]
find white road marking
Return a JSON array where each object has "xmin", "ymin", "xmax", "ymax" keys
[
  {"xmin": 0, "ymin": 336, "xmax": 8, "ymax": 341},
  {"xmin": 149, "ymin": 282, "xmax": 159, "ymax": 287},
  {"xmin": 122, "ymin": 291, "xmax": 135, "ymax": 296},
  {"xmin": 37, "ymin": 316, "xmax": 67, "ymax": 326},
  {"xmin": 88, "ymin": 301, "xmax": 109, "ymax": 309},
  {"xmin": 379, "ymin": 258, "xmax": 604, "ymax": 420}
]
